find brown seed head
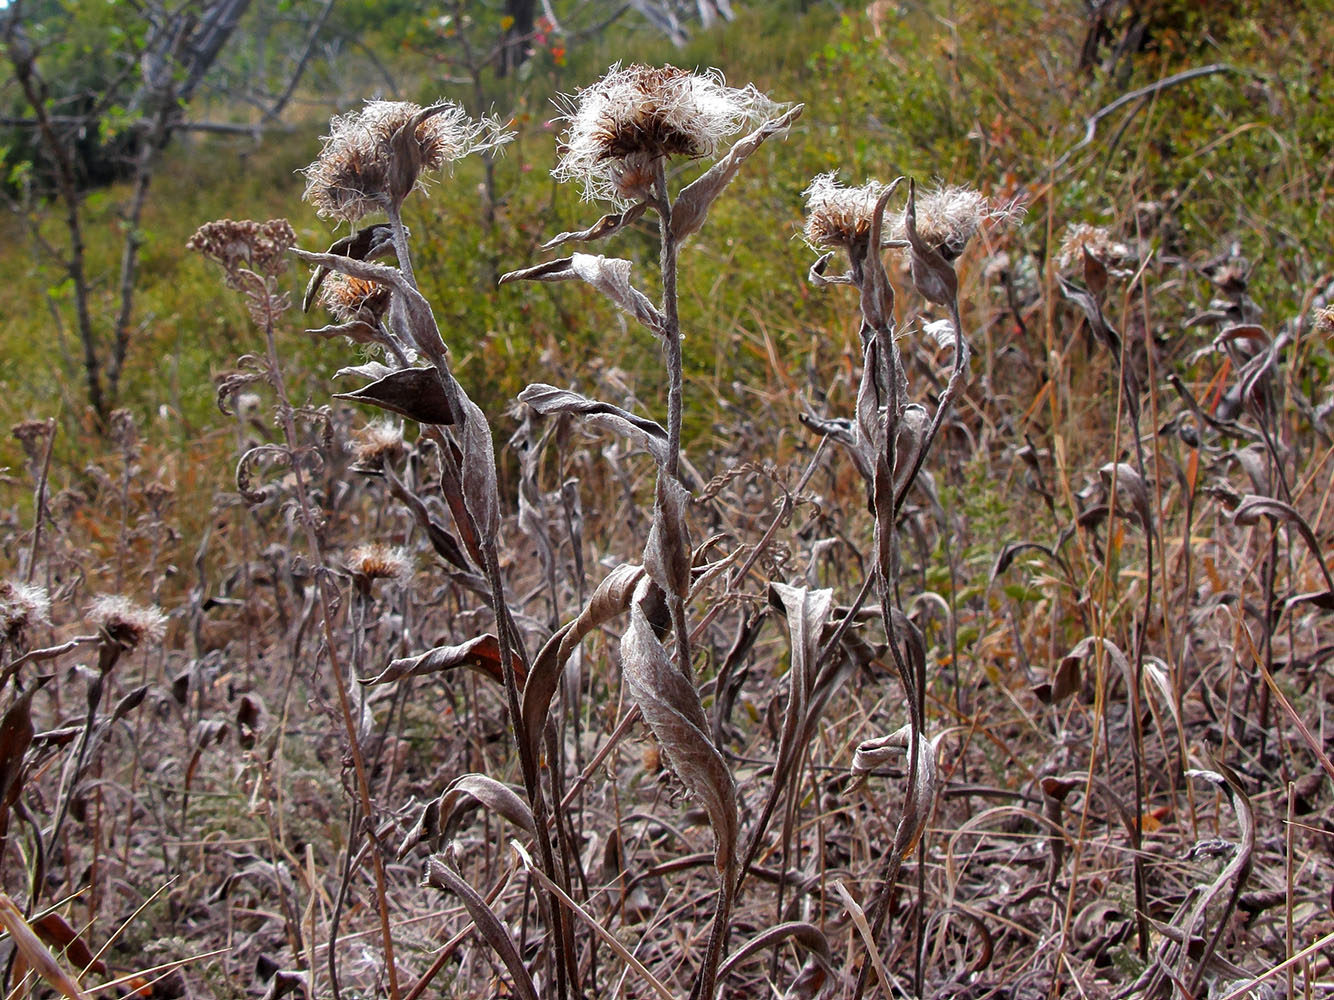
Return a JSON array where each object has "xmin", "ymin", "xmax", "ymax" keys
[
  {"xmin": 302, "ymin": 100, "xmax": 510, "ymax": 223},
  {"xmin": 88, "ymin": 594, "xmax": 167, "ymax": 648},
  {"xmin": 188, "ymin": 219, "xmax": 296, "ymax": 284},
  {"xmin": 802, "ymin": 173, "xmax": 894, "ymax": 252},
  {"xmin": 1056, "ymin": 223, "xmax": 1132, "ymax": 271},
  {"xmin": 554, "ymin": 63, "xmax": 777, "ymax": 204},
  {"xmin": 1, "ymin": 580, "xmax": 51, "ymax": 642},
  {"xmin": 318, "ymin": 273, "xmax": 392, "ymax": 323},
  {"xmin": 346, "ymin": 543, "xmax": 413, "ymax": 586},
  {"xmin": 888, "ymin": 185, "xmax": 1018, "ymax": 261}
]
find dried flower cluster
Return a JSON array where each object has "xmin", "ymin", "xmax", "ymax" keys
[
  {"xmin": 88, "ymin": 594, "xmax": 167, "ymax": 648},
  {"xmin": 303, "ymin": 100, "xmax": 510, "ymax": 222},
  {"xmin": 889, "ymin": 184, "xmax": 1017, "ymax": 260},
  {"xmin": 187, "ymin": 219, "xmax": 296, "ymax": 285},
  {"xmin": 553, "ymin": 63, "xmax": 777, "ymax": 203},
  {"xmin": 0, "ymin": 580, "xmax": 50, "ymax": 642}
]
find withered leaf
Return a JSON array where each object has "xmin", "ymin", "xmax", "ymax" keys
[
  {"xmin": 422, "ymin": 856, "xmax": 540, "ymax": 1000},
  {"xmin": 671, "ymin": 104, "xmax": 804, "ymax": 242},
  {"xmin": 364, "ymin": 634, "xmax": 520, "ymax": 688},
  {"xmin": 620, "ymin": 578, "xmax": 737, "ymax": 875},
  {"xmin": 541, "ymin": 201, "xmax": 649, "ymax": 249},
  {"xmin": 500, "ymin": 254, "xmax": 663, "ymax": 333},
  {"xmin": 30, "ymin": 912, "xmax": 106, "ymax": 976},
  {"xmin": 644, "ymin": 473, "xmax": 692, "ymax": 601},
  {"xmin": 334, "ymin": 367, "xmax": 455, "ymax": 426},
  {"xmin": 518, "ymin": 384, "xmax": 669, "ymax": 466}
]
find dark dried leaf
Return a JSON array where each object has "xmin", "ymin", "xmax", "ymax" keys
[
  {"xmin": 30, "ymin": 911, "xmax": 106, "ymax": 976},
  {"xmin": 439, "ymin": 774, "xmax": 536, "ymax": 843},
  {"xmin": 644, "ymin": 473, "xmax": 692, "ymax": 601},
  {"xmin": 334, "ymin": 367, "xmax": 455, "ymax": 426},
  {"xmin": 364, "ymin": 634, "xmax": 518, "ymax": 688},
  {"xmin": 519, "ymin": 384, "xmax": 669, "ymax": 466},
  {"xmin": 904, "ymin": 178, "xmax": 959, "ymax": 307},
  {"xmin": 541, "ymin": 201, "xmax": 649, "ymax": 249}
]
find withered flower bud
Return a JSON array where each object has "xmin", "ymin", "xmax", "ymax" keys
[
  {"xmin": 346, "ymin": 543, "xmax": 413, "ymax": 588},
  {"xmin": 1, "ymin": 580, "xmax": 51, "ymax": 643}
]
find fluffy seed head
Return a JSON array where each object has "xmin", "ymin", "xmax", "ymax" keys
[
  {"xmin": 303, "ymin": 100, "xmax": 511, "ymax": 222},
  {"xmin": 350, "ymin": 419, "xmax": 405, "ymax": 473},
  {"xmin": 188, "ymin": 219, "xmax": 296, "ymax": 284},
  {"xmin": 1056, "ymin": 223, "xmax": 1132, "ymax": 271},
  {"xmin": 1315, "ymin": 306, "xmax": 1334, "ymax": 335},
  {"xmin": 318, "ymin": 273, "xmax": 392, "ymax": 323},
  {"xmin": 889, "ymin": 185, "xmax": 1019, "ymax": 261},
  {"xmin": 88, "ymin": 595, "xmax": 167, "ymax": 648},
  {"xmin": 347, "ymin": 543, "xmax": 413, "ymax": 586},
  {"xmin": 802, "ymin": 173, "xmax": 894, "ymax": 252},
  {"xmin": 1, "ymin": 580, "xmax": 51, "ymax": 642},
  {"xmin": 553, "ymin": 63, "xmax": 777, "ymax": 203}
]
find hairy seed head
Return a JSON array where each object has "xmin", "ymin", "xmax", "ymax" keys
[
  {"xmin": 554, "ymin": 63, "xmax": 777, "ymax": 204},
  {"xmin": 889, "ymin": 185, "xmax": 1019, "ymax": 261},
  {"xmin": 88, "ymin": 594, "xmax": 167, "ymax": 648},
  {"xmin": 350, "ymin": 420, "xmax": 405, "ymax": 473},
  {"xmin": 1056, "ymin": 223, "xmax": 1132, "ymax": 271},
  {"xmin": 318, "ymin": 273, "xmax": 392, "ymax": 323},
  {"xmin": 302, "ymin": 100, "xmax": 511, "ymax": 222},
  {"xmin": 347, "ymin": 543, "xmax": 413, "ymax": 586},
  {"xmin": 1, "ymin": 580, "xmax": 51, "ymax": 642},
  {"xmin": 802, "ymin": 173, "xmax": 894, "ymax": 252}
]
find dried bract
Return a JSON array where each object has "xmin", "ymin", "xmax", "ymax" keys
[
  {"xmin": 554, "ymin": 63, "xmax": 777, "ymax": 203},
  {"xmin": 88, "ymin": 594, "xmax": 167, "ymax": 648},
  {"xmin": 187, "ymin": 219, "xmax": 295, "ymax": 285},
  {"xmin": 303, "ymin": 100, "xmax": 511, "ymax": 222},
  {"xmin": 0, "ymin": 580, "xmax": 51, "ymax": 642}
]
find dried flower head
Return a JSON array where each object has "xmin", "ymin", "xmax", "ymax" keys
[
  {"xmin": 318, "ymin": 273, "xmax": 392, "ymax": 324},
  {"xmin": 346, "ymin": 543, "xmax": 413, "ymax": 586},
  {"xmin": 888, "ymin": 185, "xmax": 1019, "ymax": 261},
  {"xmin": 1, "ymin": 580, "xmax": 51, "ymax": 642},
  {"xmin": 1315, "ymin": 306, "xmax": 1334, "ymax": 335},
  {"xmin": 303, "ymin": 100, "xmax": 510, "ymax": 222},
  {"xmin": 349, "ymin": 419, "xmax": 405, "ymax": 474},
  {"xmin": 1056, "ymin": 223, "xmax": 1133, "ymax": 271},
  {"xmin": 10, "ymin": 419, "xmax": 53, "ymax": 465},
  {"xmin": 88, "ymin": 595, "xmax": 167, "ymax": 648},
  {"xmin": 802, "ymin": 173, "xmax": 895, "ymax": 253},
  {"xmin": 554, "ymin": 63, "xmax": 777, "ymax": 203},
  {"xmin": 188, "ymin": 219, "xmax": 296, "ymax": 284}
]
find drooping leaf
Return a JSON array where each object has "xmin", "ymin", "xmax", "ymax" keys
[
  {"xmin": 334, "ymin": 366, "xmax": 455, "ymax": 425},
  {"xmin": 363, "ymin": 634, "xmax": 517, "ymax": 688}
]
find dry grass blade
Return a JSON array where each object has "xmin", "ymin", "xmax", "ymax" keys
[
  {"xmin": 421, "ymin": 856, "xmax": 539, "ymax": 1000},
  {"xmin": 832, "ymin": 880, "xmax": 900, "ymax": 998}
]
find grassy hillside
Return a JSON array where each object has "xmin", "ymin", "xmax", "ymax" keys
[{"xmin": 3, "ymin": 1, "xmax": 1333, "ymax": 997}]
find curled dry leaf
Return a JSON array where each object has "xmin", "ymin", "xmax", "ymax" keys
[
  {"xmin": 362, "ymin": 634, "xmax": 520, "ymax": 688},
  {"xmin": 541, "ymin": 201, "xmax": 649, "ymax": 249},
  {"xmin": 457, "ymin": 392, "xmax": 501, "ymax": 543},
  {"xmin": 644, "ymin": 473, "xmax": 693, "ymax": 600},
  {"xmin": 850, "ymin": 724, "xmax": 940, "ymax": 855},
  {"xmin": 670, "ymin": 104, "xmax": 804, "ymax": 242},
  {"xmin": 621, "ymin": 577, "xmax": 738, "ymax": 875},
  {"xmin": 519, "ymin": 383, "xmax": 670, "ymax": 466},
  {"xmin": 521, "ymin": 564, "xmax": 646, "ymax": 768},
  {"xmin": 334, "ymin": 367, "xmax": 456, "ymax": 425},
  {"xmin": 717, "ymin": 920, "xmax": 834, "ymax": 981},
  {"xmin": 904, "ymin": 178, "xmax": 959, "ymax": 307},
  {"xmin": 500, "ymin": 253, "xmax": 664, "ymax": 333},
  {"xmin": 1099, "ymin": 462, "xmax": 1153, "ymax": 530}
]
